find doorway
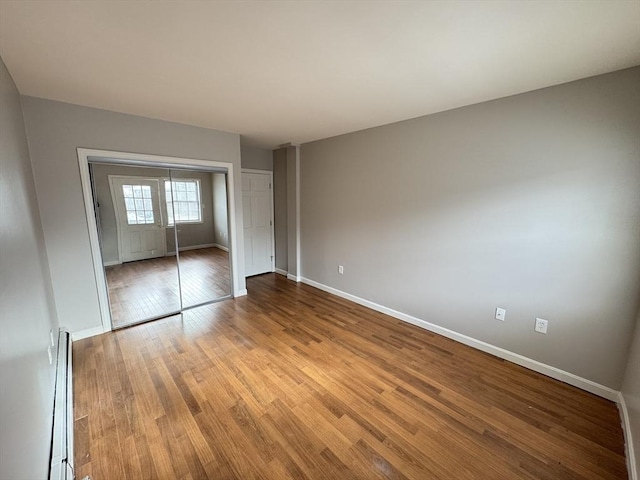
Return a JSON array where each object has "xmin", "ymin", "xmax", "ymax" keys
[{"xmin": 78, "ymin": 149, "xmax": 241, "ymax": 331}]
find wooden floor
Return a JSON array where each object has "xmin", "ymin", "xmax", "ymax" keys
[
  {"xmin": 74, "ymin": 274, "xmax": 627, "ymax": 479},
  {"xmin": 106, "ymin": 247, "xmax": 230, "ymax": 327}
]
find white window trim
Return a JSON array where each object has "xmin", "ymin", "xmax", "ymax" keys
[{"xmin": 164, "ymin": 178, "xmax": 204, "ymax": 226}]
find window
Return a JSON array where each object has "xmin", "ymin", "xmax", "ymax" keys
[
  {"xmin": 165, "ymin": 179, "xmax": 202, "ymax": 225},
  {"xmin": 122, "ymin": 184, "xmax": 155, "ymax": 224}
]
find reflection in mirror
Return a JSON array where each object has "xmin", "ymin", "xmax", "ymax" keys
[
  {"xmin": 89, "ymin": 162, "xmax": 181, "ymax": 328},
  {"xmin": 170, "ymin": 168, "xmax": 231, "ymax": 308}
]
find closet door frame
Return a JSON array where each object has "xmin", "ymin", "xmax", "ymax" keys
[{"xmin": 78, "ymin": 148, "xmax": 241, "ymax": 333}]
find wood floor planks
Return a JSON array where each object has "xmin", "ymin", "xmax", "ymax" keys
[
  {"xmin": 74, "ymin": 273, "xmax": 627, "ymax": 479},
  {"xmin": 105, "ymin": 247, "xmax": 230, "ymax": 327}
]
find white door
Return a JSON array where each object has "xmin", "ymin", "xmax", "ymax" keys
[
  {"xmin": 110, "ymin": 176, "xmax": 167, "ymax": 263},
  {"xmin": 242, "ymin": 171, "xmax": 274, "ymax": 276}
]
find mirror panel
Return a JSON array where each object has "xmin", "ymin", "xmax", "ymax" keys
[
  {"xmin": 170, "ymin": 168, "xmax": 231, "ymax": 308},
  {"xmin": 90, "ymin": 162, "xmax": 181, "ymax": 327}
]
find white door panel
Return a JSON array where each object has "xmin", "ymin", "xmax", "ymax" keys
[
  {"xmin": 242, "ymin": 171, "xmax": 274, "ymax": 277},
  {"xmin": 110, "ymin": 176, "xmax": 166, "ymax": 263}
]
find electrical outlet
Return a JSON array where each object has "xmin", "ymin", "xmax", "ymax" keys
[
  {"xmin": 495, "ymin": 307, "xmax": 506, "ymax": 321},
  {"xmin": 338, "ymin": 265, "xmax": 344, "ymax": 275},
  {"xmin": 535, "ymin": 318, "xmax": 548, "ymax": 334}
]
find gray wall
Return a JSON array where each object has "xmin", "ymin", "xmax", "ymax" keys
[
  {"xmin": 273, "ymin": 148, "xmax": 288, "ymax": 272},
  {"xmin": 212, "ymin": 172, "xmax": 229, "ymax": 248},
  {"xmin": 91, "ymin": 163, "xmax": 216, "ymax": 263},
  {"xmin": 21, "ymin": 96, "xmax": 245, "ymax": 334},
  {"xmin": 0, "ymin": 57, "xmax": 59, "ymax": 479},
  {"xmin": 300, "ymin": 67, "xmax": 640, "ymax": 389},
  {"xmin": 622, "ymin": 311, "xmax": 640, "ymax": 479},
  {"xmin": 241, "ymin": 144, "xmax": 273, "ymax": 171}
]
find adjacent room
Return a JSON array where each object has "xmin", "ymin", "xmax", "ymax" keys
[{"xmin": 0, "ymin": 1, "xmax": 638, "ymax": 479}]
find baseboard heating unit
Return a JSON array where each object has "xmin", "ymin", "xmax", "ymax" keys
[{"xmin": 49, "ymin": 328, "xmax": 74, "ymax": 480}]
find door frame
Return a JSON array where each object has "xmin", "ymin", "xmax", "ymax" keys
[
  {"xmin": 241, "ymin": 168, "xmax": 275, "ymax": 274},
  {"xmin": 78, "ymin": 148, "xmax": 242, "ymax": 333},
  {"xmin": 108, "ymin": 175, "xmax": 168, "ymax": 264}
]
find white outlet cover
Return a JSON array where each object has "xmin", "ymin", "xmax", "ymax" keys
[
  {"xmin": 495, "ymin": 307, "xmax": 506, "ymax": 321},
  {"xmin": 535, "ymin": 318, "xmax": 549, "ymax": 334}
]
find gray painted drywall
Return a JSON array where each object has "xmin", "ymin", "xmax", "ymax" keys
[
  {"xmin": 241, "ymin": 144, "xmax": 273, "ymax": 171},
  {"xmin": 273, "ymin": 148, "xmax": 288, "ymax": 272},
  {"xmin": 286, "ymin": 146, "xmax": 300, "ymax": 278},
  {"xmin": 621, "ymin": 310, "xmax": 640, "ymax": 479},
  {"xmin": 91, "ymin": 164, "xmax": 216, "ymax": 263},
  {"xmin": 301, "ymin": 67, "xmax": 640, "ymax": 389},
  {"xmin": 0, "ymin": 57, "xmax": 59, "ymax": 480},
  {"xmin": 212, "ymin": 172, "xmax": 229, "ymax": 248},
  {"xmin": 20, "ymin": 96, "xmax": 245, "ymax": 334}
]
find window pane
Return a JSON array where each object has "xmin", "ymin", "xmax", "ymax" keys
[
  {"xmin": 179, "ymin": 203, "xmax": 188, "ymax": 219},
  {"xmin": 136, "ymin": 212, "xmax": 146, "ymax": 223},
  {"xmin": 142, "ymin": 186, "xmax": 152, "ymax": 198},
  {"xmin": 188, "ymin": 202, "xmax": 199, "ymax": 219},
  {"xmin": 127, "ymin": 212, "xmax": 137, "ymax": 224},
  {"xmin": 133, "ymin": 185, "xmax": 142, "ymax": 197},
  {"xmin": 125, "ymin": 198, "xmax": 135, "ymax": 210},
  {"xmin": 143, "ymin": 199, "xmax": 152, "ymax": 210},
  {"xmin": 164, "ymin": 180, "xmax": 201, "ymax": 225},
  {"xmin": 166, "ymin": 202, "xmax": 174, "ymax": 224},
  {"xmin": 144, "ymin": 210, "xmax": 154, "ymax": 222},
  {"xmin": 135, "ymin": 199, "xmax": 144, "ymax": 210},
  {"xmin": 122, "ymin": 185, "xmax": 133, "ymax": 197}
]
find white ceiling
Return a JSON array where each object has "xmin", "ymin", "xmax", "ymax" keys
[{"xmin": 1, "ymin": 1, "xmax": 638, "ymax": 149}]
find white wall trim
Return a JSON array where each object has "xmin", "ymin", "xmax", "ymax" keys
[
  {"xmin": 619, "ymin": 392, "xmax": 638, "ymax": 480},
  {"xmin": 241, "ymin": 168, "xmax": 271, "ymax": 175},
  {"xmin": 275, "ymin": 268, "xmax": 288, "ymax": 276},
  {"xmin": 213, "ymin": 243, "xmax": 229, "ymax": 252},
  {"xmin": 103, "ymin": 260, "xmax": 121, "ymax": 267},
  {"xmin": 300, "ymin": 276, "xmax": 620, "ymax": 402},
  {"xmin": 287, "ymin": 274, "xmax": 301, "ymax": 282},
  {"xmin": 166, "ymin": 242, "xmax": 218, "ymax": 255},
  {"xmin": 77, "ymin": 147, "xmax": 243, "ymax": 335},
  {"xmin": 235, "ymin": 288, "xmax": 248, "ymax": 297},
  {"xmin": 71, "ymin": 325, "xmax": 105, "ymax": 341}
]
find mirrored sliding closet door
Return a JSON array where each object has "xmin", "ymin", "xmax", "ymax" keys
[
  {"xmin": 89, "ymin": 162, "xmax": 232, "ymax": 329},
  {"xmin": 169, "ymin": 168, "xmax": 231, "ymax": 309}
]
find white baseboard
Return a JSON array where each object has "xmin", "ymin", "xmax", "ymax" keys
[
  {"xmin": 70, "ymin": 325, "xmax": 105, "ymax": 341},
  {"xmin": 275, "ymin": 268, "xmax": 288, "ymax": 276},
  {"xmin": 300, "ymin": 276, "xmax": 619, "ymax": 402},
  {"xmin": 235, "ymin": 288, "xmax": 248, "ymax": 297},
  {"xmin": 167, "ymin": 243, "xmax": 219, "ymax": 255},
  {"xmin": 103, "ymin": 260, "xmax": 121, "ymax": 267},
  {"xmin": 619, "ymin": 392, "xmax": 638, "ymax": 480},
  {"xmin": 213, "ymin": 243, "xmax": 229, "ymax": 252},
  {"xmin": 287, "ymin": 274, "xmax": 301, "ymax": 282}
]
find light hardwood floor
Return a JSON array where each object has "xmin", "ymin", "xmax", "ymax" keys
[
  {"xmin": 105, "ymin": 247, "xmax": 230, "ymax": 327},
  {"xmin": 74, "ymin": 273, "xmax": 627, "ymax": 479}
]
